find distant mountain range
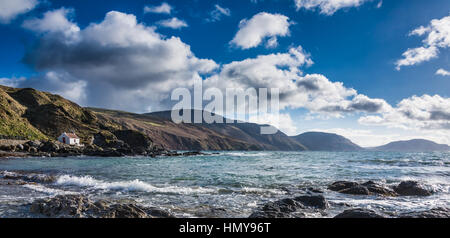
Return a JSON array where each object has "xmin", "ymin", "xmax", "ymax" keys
[
  {"xmin": 290, "ymin": 132, "xmax": 363, "ymax": 151},
  {"xmin": 1, "ymin": 85, "xmax": 449, "ymax": 152},
  {"xmin": 369, "ymin": 139, "xmax": 450, "ymax": 152}
]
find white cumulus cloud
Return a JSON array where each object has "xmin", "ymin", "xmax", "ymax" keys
[
  {"xmin": 436, "ymin": 68, "xmax": 450, "ymax": 76},
  {"xmin": 230, "ymin": 12, "xmax": 292, "ymax": 50},
  {"xmin": 294, "ymin": 0, "xmax": 369, "ymax": 15},
  {"xmin": 0, "ymin": 0, "xmax": 38, "ymax": 23},
  {"xmin": 396, "ymin": 14, "xmax": 450, "ymax": 70}
]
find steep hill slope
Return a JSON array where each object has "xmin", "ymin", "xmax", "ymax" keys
[{"xmin": 146, "ymin": 110, "xmax": 307, "ymax": 151}]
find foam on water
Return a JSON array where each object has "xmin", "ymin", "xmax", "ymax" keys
[
  {"xmin": 55, "ymin": 175, "xmax": 217, "ymax": 195},
  {"xmin": 240, "ymin": 186, "xmax": 286, "ymax": 195},
  {"xmin": 23, "ymin": 184, "xmax": 78, "ymax": 196},
  {"xmin": 223, "ymin": 152, "xmax": 269, "ymax": 157}
]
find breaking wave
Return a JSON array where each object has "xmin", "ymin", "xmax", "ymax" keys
[{"xmin": 55, "ymin": 175, "xmax": 217, "ymax": 195}]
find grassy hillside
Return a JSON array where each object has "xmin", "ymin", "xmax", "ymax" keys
[
  {"xmin": 0, "ymin": 85, "xmax": 307, "ymax": 151},
  {"xmin": 0, "ymin": 85, "xmax": 119, "ymax": 143}
]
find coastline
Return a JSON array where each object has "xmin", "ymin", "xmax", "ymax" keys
[{"xmin": 1, "ymin": 151, "xmax": 449, "ymax": 219}]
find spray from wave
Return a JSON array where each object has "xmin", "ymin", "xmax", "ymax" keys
[{"xmin": 55, "ymin": 175, "xmax": 217, "ymax": 195}]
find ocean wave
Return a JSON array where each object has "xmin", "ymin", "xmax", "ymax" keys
[
  {"xmin": 23, "ymin": 184, "xmax": 78, "ymax": 196},
  {"xmin": 55, "ymin": 175, "xmax": 216, "ymax": 195}
]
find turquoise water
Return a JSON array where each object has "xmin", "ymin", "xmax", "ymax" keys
[{"xmin": 0, "ymin": 151, "xmax": 449, "ymax": 217}]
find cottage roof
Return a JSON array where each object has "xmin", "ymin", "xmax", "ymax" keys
[{"xmin": 63, "ymin": 133, "xmax": 79, "ymax": 139}]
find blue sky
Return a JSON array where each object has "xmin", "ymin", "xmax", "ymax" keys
[{"xmin": 0, "ymin": 0, "xmax": 449, "ymax": 146}]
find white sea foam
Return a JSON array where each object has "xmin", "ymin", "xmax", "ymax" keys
[
  {"xmin": 241, "ymin": 186, "xmax": 286, "ymax": 195},
  {"xmin": 225, "ymin": 152, "xmax": 269, "ymax": 157},
  {"xmin": 23, "ymin": 184, "xmax": 77, "ymax": 196},
  {"xmin": 55, "ymin": 175, "xmax": 216, "ymax": 195}
]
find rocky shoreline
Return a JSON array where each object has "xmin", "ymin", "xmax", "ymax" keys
[
  {"xmin": 248, "ymin": 180, "xmax": 449, "ymax": 218},
  {"xmin": 0, "ymin": 139, "xmax": 208, "ymax": 158},
  {"xmin": 1, "ymin": 169, "xmax": 448, "ymax": 218}
]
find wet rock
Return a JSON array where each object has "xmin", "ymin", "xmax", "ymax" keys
[
  {"xmin": 30, "ymin": 195, "xmax": 174, "ymax": 218},
  {"xmin": 334, "ymin": 208, "xmax": 386, "ymax": 218},
  {"xmin": 100, "ymin": 204, "xmax": 148, "ymax": 218},
  {"xmin": 364, "ymin": 182, "xmax": 398, "ymax": 196},
  {"xmin": 145, "ymin": 207, "xmax": 177, "ymax": 218},
  {"xmin": 1, "ymin": 171, "xmax": 56, "ymax": 183},
  {"xmin": 192, "ymin": 205, "xmax": 229, "ymax": 218},
  {"xmin": 306, "ymin": 187, "xmax": 324, "ymax": 194},
  {"xmin": 328, "ymin": 181, "xmax": 398, "ymax": 196},
  {"xmin": 393, "ymin": 181, "xmax": 432, "ymax": 196},
  {"xmin": 294, "ymin": 195, "xmax": 329, "ymax": 209},
  {"xmin": 249, "ymin": 195, "xmax": 329, "ymax": 218},
  {"xmin": 339, "ymin": 185, "xmax": 371, "ymax": 195},
  {"xmin": 328, "ymin": 181, "xmax": 359, "ymax": 192},
  {"xmin": 249, "ymin": 210, "xmax": 305, "ymax": 218},
  {"xmin": 263, "ymin": 198, "xmax": 305, "ymax": 213},
  {"xmin": 399, "ymin": 208, "xmax": 450, "ymax": 218}
]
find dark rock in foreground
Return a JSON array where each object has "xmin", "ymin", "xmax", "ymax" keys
[
  {"xmin": 249, "ymin": 194, "xmax": 328, "ymax": 218},
  {"xmin": 334, "ymin": 208, "xmax": 386, "ymax": 218},
  {"xmin": 294, "ymin": 195, "xmax": 329, "ymax": 209},
  {"xmin": 328, "ymin": 180, "xmax": 431, "ymax": 197},
  {"xmin": 399, "ymin": 207, "xmax": 450, "ymax": 218},
  {"xmin": 393, "ymin": 181, "xmax": 433, "ymax": 196},
  {"xmin": 0, "ymin": 170, "xmax": 56, "ymax": 183},
  {"xmin": 30, "ymin": 195, "xmax": 175, "ymax": 218}
]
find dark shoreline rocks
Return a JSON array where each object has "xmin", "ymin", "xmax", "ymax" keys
[
  {"xmin": 328, "ymin": 180, "xmax": 432, "ymax": 197},
  {"xmin": 0, "ymin": 139, "xmax": 209, "ymax": 158},
  {"xmin": 30, "ymin": 195, "xmax": 175, "ymax": 218},
  {"xmin": 334, "ymin": 208, "xmax": 386, "ymax": 218},
  {"xmin": 249, "ymin": 194, "xmax": 329, "ymax": 218},
  {"xmin": 393, "ymin": 181, "xmax": 433, "ymax": 196}
]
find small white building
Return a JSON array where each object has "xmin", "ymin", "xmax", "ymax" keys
[{"xmin": 58, "ymin": 132, "xmax": 81, "ymax": 146}]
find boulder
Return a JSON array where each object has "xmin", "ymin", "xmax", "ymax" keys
[
  {"xmin": 30, "ymin": 195, "xmax": 174, "ymax": 218},
  {"xmin": 328, "ymin": 180, "xmax": 398, "ymax": 196},
  {"xmin": 294, "ymin": 195, "xmax": 329, "ymax": 209},
  {"xmin": 263, "ymin": 198, "xmax": 305, "ymax": 213},
  {"xmin": 393, "ymin": 181, "xmax": 432, "ymax": 196},
  {"xmin": 1, "ymin": 171, "xmax": 56, "ymax": 183},
  {"xmin": 334, "ymin": 208, "xmax": 386, "ymax": 218},
  {"xmin": 249, "ymin": 195, "xmax": 329, "ymax": 218},
  {"xmin": 25, "ymin": 140, "xmax": 41, "ymax": 148},
  {"xmin": 339, "ymin": 185, "xmax": 371, "ymax": 195},
  {"xmin": 328, "ymin": 181, "xmax": 359, "ymax": 192}
]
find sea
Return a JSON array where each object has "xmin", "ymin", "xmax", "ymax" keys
[{"xmin": 0, "ymin": 151, "xmax": 449, "ymax": 218}]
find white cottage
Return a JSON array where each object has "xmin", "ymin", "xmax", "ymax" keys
[{"xmin": 58, "ymin": 132, "xmax": 80, "ymax": 146}]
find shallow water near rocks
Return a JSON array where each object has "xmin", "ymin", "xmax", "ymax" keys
[{"xmin": 0, "ymin": 151, "xmax": 449, "ymax": 218}]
